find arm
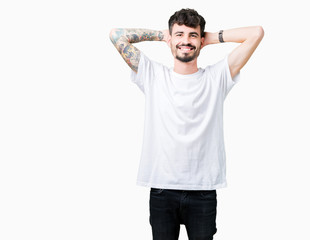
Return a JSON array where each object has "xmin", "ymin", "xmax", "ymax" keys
[
  {"xmin": 109, "ymin": 28, "xmax": 167, "ymax": 73},
  {"xmin": 203, "ymin": 26, "xmax": 264, "ymax": 78}
]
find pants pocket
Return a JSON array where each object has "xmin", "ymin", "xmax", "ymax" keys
[{"xmin": 150, "ymin": 188, "xmax": 165, "ymax": 195}]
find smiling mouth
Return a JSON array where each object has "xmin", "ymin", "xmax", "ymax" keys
[{"xmin": 177, "ymin": 45, "xmax": 195, "ymax": 52}]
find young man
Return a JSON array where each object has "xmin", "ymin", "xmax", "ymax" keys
[{"xmin": 110, "ymin": 8, "xmax": 264, "ymax": 240}]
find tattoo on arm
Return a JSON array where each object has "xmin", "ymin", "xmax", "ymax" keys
[{"xmin": 110, "ymin": 29, "xmax": 164, "ymax": 73}]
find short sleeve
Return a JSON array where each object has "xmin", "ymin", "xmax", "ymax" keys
[
  {"xmin": 208, "ymin": 55, "xmax": 241, "ymax": 99},
  {"xmin": 130, "ymin": 52, "xmax": 155, "ymax": 94}
]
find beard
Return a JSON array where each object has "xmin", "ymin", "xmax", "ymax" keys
[
  {"xmin": 176, "ymin": 52, "xmax": 197, "ymax": 63},
  {"xmin": 175, "ymin": 44, "xmax": 201, "ymax": 63}
]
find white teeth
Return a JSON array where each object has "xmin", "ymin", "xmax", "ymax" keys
[
  {"xmin": 178, "ymin": 47, "xmax": 193, "ymax": 52},
  {"xmin": 178, "ymin": 46, "xmax": 193, "ymax": 51}
]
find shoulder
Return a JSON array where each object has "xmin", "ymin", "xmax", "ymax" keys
[
  {"xmin": 207, "ymin": 57, "xmax": 227, "ymax": 71},
  {"xmin": 204, "ymin": 57, "xmax": 228, "ymax": 77},
  {"xmin": 132, "ymin": 52, "xmax": 168, "ymax": 82},
  {"xmin": 140, "ymin": 52, "xmax": 166, "ymax": 68}
]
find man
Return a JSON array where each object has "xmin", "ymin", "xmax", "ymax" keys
[{"xmin": 110, "ymin": 8, "xmax": 264, "ymax": 240}]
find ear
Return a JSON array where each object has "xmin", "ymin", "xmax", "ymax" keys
[
  {"xmin": 200, "ymin": 36, "xmax": 205, "ymax": 49},
  {"xmin": 167, "ymin": 35, "xmax": 172, "ymax": 48}
]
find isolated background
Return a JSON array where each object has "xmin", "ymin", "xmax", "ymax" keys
[{"xmin": 1, "ymin": 0, "xmax": 309, "ymax": 239}]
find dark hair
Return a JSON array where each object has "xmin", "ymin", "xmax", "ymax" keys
[{"xmin": 168, "ymin": 8, "xmax": 206, "ymax": 37}]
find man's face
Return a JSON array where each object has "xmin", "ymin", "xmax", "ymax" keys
[{"xmin": 168, "ymin": 24, "xmax": 205, "ymax": 63}]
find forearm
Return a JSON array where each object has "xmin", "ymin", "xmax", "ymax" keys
[
  {"xmin": 204, "ymin": 26, "xmax": 264, "ymax": 45},
  {"xmin": 109, "ymin": 29, "xmax": 164, "ymax": 73},
  {"xmin": 110, "ymin": 28, "xmax": 164, "ymax": 44},
  {"xmin": 204, "ymin": 26, "xmax": 264, "ymax": 78}
]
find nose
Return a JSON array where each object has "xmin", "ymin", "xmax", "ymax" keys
[{"xmin": 182, "ymin": 35, "xmax": 190, "ymax": 44}]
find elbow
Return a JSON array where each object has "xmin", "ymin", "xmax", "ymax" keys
[
  {"xmin": 247, "ymin": 26, "xmax": 264, "ymax": 43},
  {"xmin": 109, "ymin": 28, "xmax": 126, "ymax": 44},
  {"xmin": 109, "ymin": 28, "xmax": 117, "ymax": 43},
  {"xmin": 254, "ymin": 26, "xmax": 264, "ymax": 40}
]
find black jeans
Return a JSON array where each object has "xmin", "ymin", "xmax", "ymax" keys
[{"xmin": 149, "ymin": 188, "xmax": 217, "ymax": 240}]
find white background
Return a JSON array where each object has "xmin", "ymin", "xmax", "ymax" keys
[{"xmin": 0, "ymin": 0, "xmax": 309, "ymax": 239}]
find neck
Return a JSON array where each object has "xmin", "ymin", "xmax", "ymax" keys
[{"xmin": 173, "ymin": 58, "xmax": 199, "ymax": 75}]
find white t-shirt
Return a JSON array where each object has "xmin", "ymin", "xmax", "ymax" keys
[{"xmin": 130, "ymin": 52, "xmax": 240, "ymax": 190}]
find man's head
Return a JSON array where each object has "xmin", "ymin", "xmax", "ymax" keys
[
  {"xmin": 167, "ymin": 9, "xmax": 206, "ymax": 63},
  {"xmin": 168, "ymin": 8, "xmax": 206, "ymax": 37}
]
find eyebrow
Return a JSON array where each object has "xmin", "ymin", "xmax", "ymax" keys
[{"xmin": 174, "ymin": 31, "xmax": 199, "ymax": 36}]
